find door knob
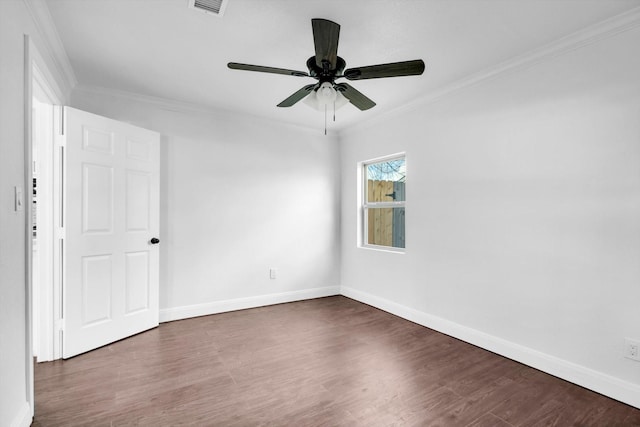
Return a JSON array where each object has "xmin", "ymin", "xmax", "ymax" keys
[{"xmin": 150, "ymin": 237, "xmax": 160, "ymax": 244}]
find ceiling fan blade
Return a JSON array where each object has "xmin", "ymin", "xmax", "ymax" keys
[
  {"xmin": 277, "ymin": 84, "xmax": 317, "ymax": 107},
  {"xmin": 343, "ymin": 59, "xmax": 425, "ymax": 80},
  {"xmin": 335, "ymin": 83, "xmax": 376, "ymax": 110},
  {"xmin": 312, "ymin": 18, "xmax": 340, "ymax": 70},
  {"xmin": 228, "ymin": 62, "xmax": 309, "ymax": 77}
]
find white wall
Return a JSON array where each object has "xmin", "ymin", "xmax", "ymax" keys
[
  {"xmin": 71, "ymin": 88, "xmax": 341, "ymax": 320},
  {"xmin": 0, "ymin": 4, "xmax": 28, "ymax": 419},
  {"xmin": 340, "ymin": 26, "xmax": 640, "ymax": 407},
  {"xmin": 0, "ymin": 1, "xmax": 70, "ymax": 426}
]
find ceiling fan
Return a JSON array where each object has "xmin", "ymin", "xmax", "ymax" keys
[{"xmin": 227, "ymin": 18, "xmax": 425, "ymax": 112}]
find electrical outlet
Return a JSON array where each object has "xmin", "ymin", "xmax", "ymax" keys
[
  {"xmin": 269, "ymin": 268, "xmax": 277, "ymax": 280},
  {"xmin": 625, "ymin": 338, "xmax": 640, "ymax": 361}
]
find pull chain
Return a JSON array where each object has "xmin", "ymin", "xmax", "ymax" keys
[{"xmin": 324, "ymin": 104, "xmax": 327, "ymax": 135}]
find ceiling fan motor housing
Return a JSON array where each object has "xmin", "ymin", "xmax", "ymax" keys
[{"xmin": 307, "ymin": 56, "xmax": 346, "ymax": 84}]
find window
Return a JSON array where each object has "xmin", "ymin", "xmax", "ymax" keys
[{"xmin": 362, "ymin": 154, "xmax": 406, "ymax": 251}]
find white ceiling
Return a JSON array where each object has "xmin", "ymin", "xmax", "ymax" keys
[{"xmin": 46, "ymin": 0, "xmax": 640, "ymax": 131}]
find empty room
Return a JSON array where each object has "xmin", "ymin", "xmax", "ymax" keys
[{"xmin": 2, "ymin": 0, "xmax": 640, "ymax": 425}]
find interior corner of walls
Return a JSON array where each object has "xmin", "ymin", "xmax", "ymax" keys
[
  {"xmin": 159, "ymin": 286, "xmax": 341, "ymax": 323},
  {"xmin": 9, "ymin": 401, "xmax": 32, "ymax": 427},
  {"xmin": 339, "ymin": 286, "xmax": 640, "ymax": 410}
]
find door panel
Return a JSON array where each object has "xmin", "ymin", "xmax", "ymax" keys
[
  {"xmin": 126, "ymin": 170, "xmax": 150, "ymax": 231},
  {"xmin": 63, "ymin": 106, "xmax": 160, "ymax": 359},
  {"xmin": 82, "ymin": 163, "xmax": 113, "ymax": 233},
  {"xmin": 126, "ymin": 137, "xmax": 151, "ymax": 161},
  {"xmin": 81, "ymin": 255, "xmax": 112, "ymax": 325},
  {"xmin": 125, "ymin": 251, "xmax": 150, "ymax": 314},
  {"xmin": 82, "ymin": 126, "xmax": 113, "ymax": 153}
]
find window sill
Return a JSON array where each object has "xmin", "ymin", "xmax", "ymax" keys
[{"xmin": 359, "ymin": 244, "xmax": 405, "ymax": 254}]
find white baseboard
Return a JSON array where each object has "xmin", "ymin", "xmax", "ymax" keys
[
  {"xmin": 340, "ymin": 286, "xmax": 640, "ymax": 410},
  {"xmin": 10, "ymin": 402, "xmax": 32, "ymax": 427},
  {"xmin": 159, "ymin": 286, "xmax": 340, "ymax": 323}
]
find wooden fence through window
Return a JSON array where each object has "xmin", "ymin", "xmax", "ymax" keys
[{"xmin": 367, "ymin": 180, "xmax": 405, "ymax": 248}]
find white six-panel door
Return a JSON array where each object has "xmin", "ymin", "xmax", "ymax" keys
[{"xmin": 63, "ymin": 107, "xmax": 160, "ymax": 359}]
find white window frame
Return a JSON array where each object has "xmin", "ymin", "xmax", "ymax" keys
[{"xmin": 360, "ymin": 153, "xmax": 406, "ymax": 253}]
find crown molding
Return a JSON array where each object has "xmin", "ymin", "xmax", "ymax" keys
[
  {"xmin": 23, "ymin": 0, "xmax": 77, "ymax": 97},
  {"xmin": 73, "ymin": 84, "xmax": 340, "ymax": 137},
  {"xmin": 341, "ymin": 5, "xmax": 640, "ymax": 137}
]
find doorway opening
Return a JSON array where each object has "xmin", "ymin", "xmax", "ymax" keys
[
  {"xmin": 31, "ymin": 69, "xmax": 63, "ymax": 363},
  {"xmin": 25, "ymin": 34, "xmax": 66, "ymax": 422},
  {"xmin": 27, "ymin": 36, "xmax": 65, "ymax": 366}
]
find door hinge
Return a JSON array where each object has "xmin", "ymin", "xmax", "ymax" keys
[
  {"xmin": 59, "ymin": 105, "xmax": 65, "ymax": 136},
  {"xmin": 53, "ymin": 105, "xmax": 65, "ymax": 140},
  {"xmin": 55, "ymin": 318, "xmax": 65, "ymax": 332}
]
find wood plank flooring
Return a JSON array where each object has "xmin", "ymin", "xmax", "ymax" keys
[{"xmin": 32, "ymin": 296, "xmax": 640, "ymax": 426}]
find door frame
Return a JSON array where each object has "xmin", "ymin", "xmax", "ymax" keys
[
  {"xmin": 24, "ymin": 34, "xmax": 66, "ymax": 418},
  {"xmin": 31, "ymin": 62, "xmax": 62, "ymax": 363}
]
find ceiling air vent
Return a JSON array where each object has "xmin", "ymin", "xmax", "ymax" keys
[{"xmin": 188, "ymin": 0, "xmax": 227, "ymax": 17}]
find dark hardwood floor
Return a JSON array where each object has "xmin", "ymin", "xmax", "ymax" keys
[{"xmin": 32, "ymin": 296, "xmax": 640, "ymax": 426}]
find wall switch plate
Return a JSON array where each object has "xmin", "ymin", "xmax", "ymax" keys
[
  {"xmin": 625, "ymin": 338, "xmax": 640, "ymax": 361},
  {"xmin": 269, "ymin": 268, "xmax": 277, "ymax": 280}
]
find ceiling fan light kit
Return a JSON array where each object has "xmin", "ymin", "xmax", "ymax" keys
[
  {"xmin": 303, "ymin": 82, "xmax": 349, "ymax": 111},
  {"xmin": 228, "ymin": 18, "xmax": 425, "ymax": 132}
]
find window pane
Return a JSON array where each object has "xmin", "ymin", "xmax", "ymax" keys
[
  {"xmin": 366, "ymin": 158, "xmax": 406, "ymax": 202},
  {"xmin": 367, "ymin": 207, "xmax": 405, "ymax": 248}
]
